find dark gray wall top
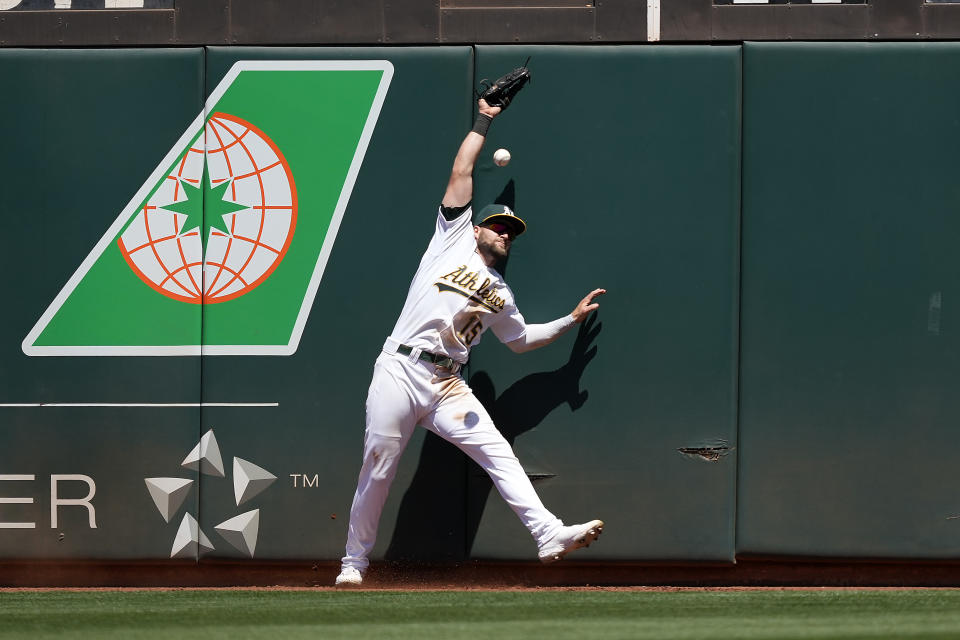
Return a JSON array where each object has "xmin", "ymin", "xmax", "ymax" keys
[{"xmin": 3, "ymin": 0, "xmax": 960, "ymax": 46}]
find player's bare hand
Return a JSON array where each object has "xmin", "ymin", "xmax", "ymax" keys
[
  {"xmin": 478, "ymin": 98, "xmax": 502, "ymax": 119},
  {"xmin": 571, "ymin": 288, "xmax": 606, "ymax": 323}
]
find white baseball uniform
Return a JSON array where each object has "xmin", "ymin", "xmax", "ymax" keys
[{"xmin": 340, "ymin": 205, "xmax": 565, "ymax": 571}]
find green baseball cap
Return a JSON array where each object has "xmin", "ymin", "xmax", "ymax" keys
[{"xmin": 476, "ymin": 204, "xmax": 526, "ymax": 236}]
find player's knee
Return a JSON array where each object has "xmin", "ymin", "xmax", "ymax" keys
[{"xmin": 365, "ymin": 434, "xmax": 403, "ymax": 481}]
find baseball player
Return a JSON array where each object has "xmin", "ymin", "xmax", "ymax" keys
[{"xmin": 335, "ymin": 89, "xmax": 606, "ymax": 587}]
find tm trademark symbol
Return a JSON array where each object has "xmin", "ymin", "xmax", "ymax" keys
[{"xmin": 290, "ymin": 473, "xmax": 319, "ymax": 488}]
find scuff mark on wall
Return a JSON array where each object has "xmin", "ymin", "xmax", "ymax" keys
[
  {"xmin": 928, "ymin": 291, "xmax": 942, "ymax": 336},
  {"xmin": 678, "ymin": 439, "xmax": 732, "ymax": 462}
]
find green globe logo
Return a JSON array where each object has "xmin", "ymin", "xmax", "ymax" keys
[
  {"xmin": 117, "ymin": 112, "xmax": 297, "ymax": 304},
  {"xmin": 23, "ymin": 60, "xmax": 393, "ymax": 355}
]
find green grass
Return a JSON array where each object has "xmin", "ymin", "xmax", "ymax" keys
[{"xmin": 2, "ymin": 589, "xmax": 960, "ymax": 639}]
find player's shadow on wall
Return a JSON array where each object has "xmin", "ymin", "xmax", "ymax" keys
[{"xmin": 384, "ymin": 313, "xmax": 602, "ymax": 563}]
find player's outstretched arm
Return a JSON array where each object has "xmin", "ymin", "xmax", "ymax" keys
[
  {"xmin": 442, "ymin": 99, "xmax": 501, "ymax": 209},
  {"xmin": 505, "ymin": 289, "xmax": 607, "ymax": 354}
]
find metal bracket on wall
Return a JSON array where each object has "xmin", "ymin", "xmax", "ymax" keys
[{"xmin": 648, "ymin": 0, "xmax": 661, "ymax": 41}]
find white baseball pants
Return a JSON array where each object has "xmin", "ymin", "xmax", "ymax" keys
[{"xmin": 341, "ymin": 348, "xmax": 564, "ymax": 570}]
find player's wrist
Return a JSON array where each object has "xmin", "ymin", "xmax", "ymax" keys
[{"xmin": 472, "ymin": 113, "xmax": 493, "ymax": 137}]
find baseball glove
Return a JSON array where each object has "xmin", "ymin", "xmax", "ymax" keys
[{"xmin": 478, "ymin": 61, "xmax": 531, "ymax": 110}]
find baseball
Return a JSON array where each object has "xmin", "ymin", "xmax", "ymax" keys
[{"xmin": 493, "ymin": 148, "xmax": 511, "ymax": 167}]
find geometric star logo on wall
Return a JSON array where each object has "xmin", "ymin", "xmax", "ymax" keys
[
  {"xmin": 234, "ymin": 457, "xmax": 276, "ymax": 506},
  {"xmin": 181, "ymin": 429, "xmax": 225, "ymax": 478},
  {"xmin": 143, "ymin": 428, "xmax": 277, "ymax": 559},
  {"xmin": 171, "ymin": 513, "xmax": 215, "ymax": 559},
  {"xmin": 214, "ymin": 509, "xmax": 260, "ymax": 557},
  {"xmin": 144, "ymin": 477, "xmax": 194, "ymax": 523}
]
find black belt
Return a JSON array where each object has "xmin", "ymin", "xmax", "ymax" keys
[{"xmin": 396, "ymin": 344, "xmax": 461, "ymax": 371}]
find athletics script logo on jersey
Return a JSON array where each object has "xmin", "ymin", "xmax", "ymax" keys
[
  {"xmin": 436, "ymin": 264, "xmax": 507, "ymax": 313},
  {"xmin": 22, "ymin": 60, "xmax": 393, "ymax": 356}
]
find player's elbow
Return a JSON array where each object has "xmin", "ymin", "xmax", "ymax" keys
[
  {"xmin": 506, "ymin": 338, "xmax": 532, "ymax": 354},
  {"xmin": 450, "ymin": 164, "xmax": 473, "ymax": 183}
]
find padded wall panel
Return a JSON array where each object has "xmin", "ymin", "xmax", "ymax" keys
[
  {"xmin": 0, "ymin": 49, "xmax": 204, "ymax": 558},
  {"xmin": 199, "ymin": 47, "xmax": 473, "ymax": 561},
  {"xmin": 738, "ymin": 42, "xmax": 960, "ymax": 558},
  {"xmin": 468, "ymin": 45, "xmax": 742, "ymax": 561}
]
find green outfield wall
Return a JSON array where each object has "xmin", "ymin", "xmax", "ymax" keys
[
  {"xmin": 0, "ymin": 43, "xmax": 957, "ymax": 564},
  {"xmin": 737, "ymin": 42, "xmax": 960, "ymax": 558}
]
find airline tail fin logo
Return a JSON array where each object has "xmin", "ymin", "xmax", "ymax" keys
[
  {"xmin": 23, "ymin": 60, "xmax": 393, "ymax": 357},
  {"xmin": 118, "ymin": 112, "xmax": 297, "ymax": 305}
]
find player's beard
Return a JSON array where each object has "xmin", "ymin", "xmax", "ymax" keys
[{"xmin": 476, "ymin": 233, "xmax": 510, "ymax": 272}]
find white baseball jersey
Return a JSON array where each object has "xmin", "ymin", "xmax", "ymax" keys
[
  {"xmin": 388, "ymin": 206, "xmax": 527, "ymax": 363},
  {"xmin": 341, "ymin": 205, "xmax": 566, "ymax": 574}
]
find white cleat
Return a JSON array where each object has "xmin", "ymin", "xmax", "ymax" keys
[
  {"xmin": 334, "ymin": 566, "xmax": 364, "ymax": 587},
  {"xmin": 538, "ymin": 519, "xmax": 604, "ymax": 564}
]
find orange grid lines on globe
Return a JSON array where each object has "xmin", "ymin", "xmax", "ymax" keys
[{"xmin": 117, "ymin": 112, "xmax": 298, "ymax": 304}]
